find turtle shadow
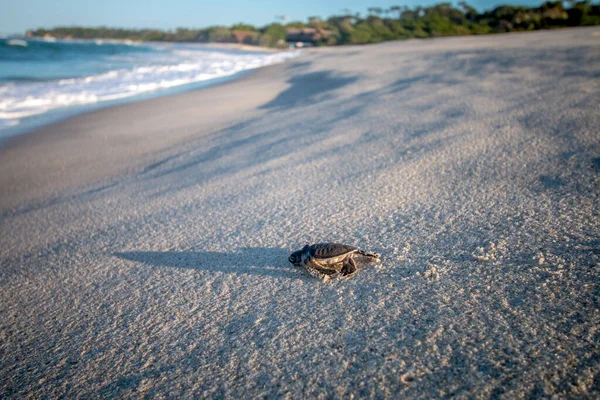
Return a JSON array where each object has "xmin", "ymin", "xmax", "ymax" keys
[{"xmin": 114, "ymin": 247, "xmax": 306, "ymax": 280}]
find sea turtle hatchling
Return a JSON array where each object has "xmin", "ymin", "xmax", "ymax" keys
[{"xmin": 289, "ymin": 243, "xmax": 380, "ymax": 279}]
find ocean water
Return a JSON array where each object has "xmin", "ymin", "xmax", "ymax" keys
[{"xmin": 0, "ymin": 38, "xmax": 298, "ymax": 137}]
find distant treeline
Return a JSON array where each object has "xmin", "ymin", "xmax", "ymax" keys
[{"xmin": 29, "ymin": 1, "xmax": 600, "ymax": 47}]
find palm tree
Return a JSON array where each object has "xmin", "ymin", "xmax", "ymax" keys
[
  {"xmin": 389, "ymin": 6, "xmax": 403, "ymax": 19},
  {"xmin": 368, "ymin": 7, "xmax": 384, "ymax": 17}
]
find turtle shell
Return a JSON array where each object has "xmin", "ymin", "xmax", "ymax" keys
[{"xmin": 309, "ymin": 243, "xmax": 358, "ymax": 260}]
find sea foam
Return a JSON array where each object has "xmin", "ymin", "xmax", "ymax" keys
[{"xmin": 0, "ymin": 40, "xmax": 298, "ymax": 130}]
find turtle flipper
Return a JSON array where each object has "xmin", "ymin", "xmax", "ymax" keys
[
  {"xmin": 340, "ymin": 257, "xmax": 358, "ymax": 278},
  {"xmin": 305, "ymin": 257, "xmax": 340, "ymax": 278},
  {"xmin": 356, "ymin": 249, "xmax": 380, "ymax": 262}
]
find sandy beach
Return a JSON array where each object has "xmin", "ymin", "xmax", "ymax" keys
[{"xmin": 1, "ymin": 27, "xmax": 599, "ymax": 398}]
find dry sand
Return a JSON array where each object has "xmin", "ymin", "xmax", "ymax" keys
[{"xmin": 1, "ymin": 28, "xmax": 599, "ymax": 398}]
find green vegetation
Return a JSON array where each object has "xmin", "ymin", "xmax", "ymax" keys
[{"xmin": 29, "ymin": 1, "xmax": 600, "ymax": 47}]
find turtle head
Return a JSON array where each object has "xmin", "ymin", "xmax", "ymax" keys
[
  {"xmin": 288, "ymin": 250, "xmax": 303, "ymax": 266},
  {"xmin": 289, "ymin": 245, "xmax": 309, "ymax": 266}
]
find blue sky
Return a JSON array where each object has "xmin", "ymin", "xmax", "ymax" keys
[{"xmin": 2, "ymin": 0, "xmax": 545, "ymax": 35}]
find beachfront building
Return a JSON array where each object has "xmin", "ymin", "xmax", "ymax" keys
[{"xmin": 285, "ymin": 27, "xmax": 332, "ymax": 47}]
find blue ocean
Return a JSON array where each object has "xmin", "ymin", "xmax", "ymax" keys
[{"xmin": 0, "ymin": 38, "xmax": 297, "ymax": 136}]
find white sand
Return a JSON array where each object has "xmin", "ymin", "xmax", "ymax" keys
[{"xmin": 1, "ymin": 28, "xmax": 599, "ymax": 398}]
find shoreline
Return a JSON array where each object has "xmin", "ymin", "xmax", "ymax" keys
[
  {"xmin": 0, "ymin": 68, "xmax": 257, "ymax": 144},
  {"xmin": 0, "ymin": 40, "xmax": 299, "ymax": 142},
  {"xmin": 0, "ymin": 59, "xmax": 293, "ymax": 212}
]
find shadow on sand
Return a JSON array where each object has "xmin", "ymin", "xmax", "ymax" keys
[
  {"xmin": 259, "ymin": 70, "xmax": 359, "ymax": 110},
  {"xmin": 114, "ymin": 247, "xmax": 306, "ymax": 279}
]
